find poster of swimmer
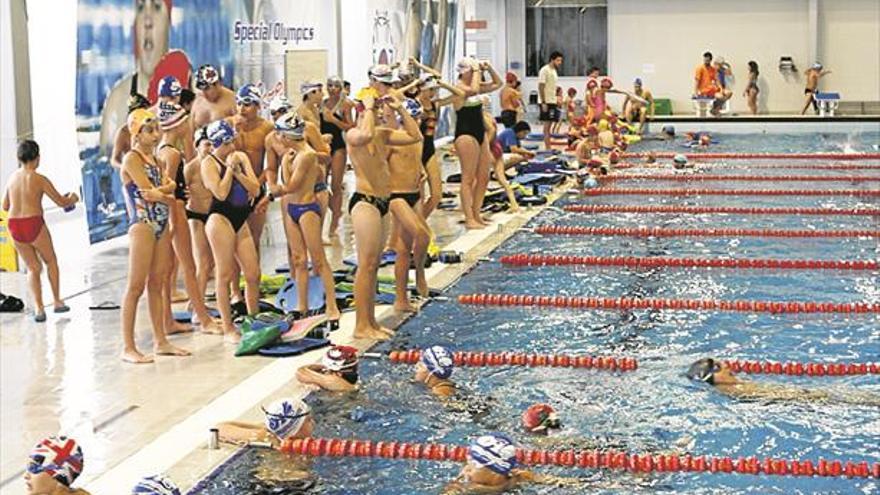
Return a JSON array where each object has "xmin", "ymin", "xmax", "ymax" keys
[{"xmin": 75, "ymin": 0, "xmax": 334, "ymax": 244}]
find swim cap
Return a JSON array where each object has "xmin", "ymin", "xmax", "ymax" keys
[
  {"xmin": 661, "ymin": 125, "xmax": 675, "ymax": 136},
  {"xmin": 687, "ymin": 358, "xmax": 720, "ymax": 384},
  {"xmin": 394, "ymin": 66, "xmax": 414, "ymax": 85},
  {"xmin": 128, "ymin": 92, "xmax": 152, "ymax": 114},
  {"xmin": 419, "ymin": 73, "xmax": 439, "ymax": 90},
  {"xmin": 571, "ymin": 116, "xmax": 586, "ymax": 127},
  {"xmin": 128, "ymin": 109, "xmax": 157, "ymax": 136},
  {"xmin": 699, "ymin": 134, "xmax": 711, "ymax": 146},
  {"xmin": 274, "ymin": 111, "xmax": 306, "ymax": 140},
  {"xmin": 673, "ymin": 154, "xmax": 688, "ymax": 169},
  {"xmin": 206, "ymin": 119, "xmax": 235, "ymax": 148},
  {"xmin": 600, "ymin": 77, "xmax": 614, "ymax": 89},
  {"xmin": 456, "ymin": 57, "xmax": 477, "ymax": 74},
  {"xmin": 354, "ymin": 86, "xmax": 380, "ymax": 103},
  {"xmin": 522, "ymin": 404, "xmax": 562, "ymax": 433},
  {"xmin": 401, "ymin": 98, "xmax": 423, "ymax": 119},
  {"xmin": 322, "ymin": 345, "xmax": 359, "ymax": 372},
  {"xmin": 236, "ymin": 84, "xmax": 263, "ymax": 106},
  {"xmin": 567, "ymin": 87, "xmax": 577, "ymax": 96},
  {"xmin": 300, "ymin": 80, "xmax": 323, "ymax": 95},
  {"xmin": 609, "ymin": 150, "xmax": 620, "ymax": 164},
  {"xmin": 157, "ymin": 102, "xmax": 187, "ymax": 131},
  {"xmin": 468, "ymin": 434, "xmax": 517, "ymax": 476},
  {"xmin": 586, "ymin": 77, "xmax": 598, "ymax": 89},
  {"xmin": 263, "ymin": 398, "xmax": 310, "ymax": 440},
  {"xmin": 195, "ymin": 64, "xmax": 220, "ymax": 89},
  {"xmin": 132, "ymin": 474, "xmax": 181, "ymax": 495},
  {"xmin": 157, "ymin": 76, "xmax": 182, "ymax": 98},
  {"xmin": 28, "ymin": 436, "xmax": 84, "ymax": 487},
  {"xmin": 634, "ymin": 78, "xmax": 642, "ymax": 86},
  {"xmin": 194, "ymin": 126, "xmax": 210, "ymax": 147},
  {"xmin": 368, "ymin": 64, "xmax": 394, "ymax": 83},
  {"xmin": 327, "ymin": 75, "xmax": 343, "ymax": 87},
  {"xmin": 812, "ymin": 62, "xmax": 823, "ymax": 70},
  {"xmin": 421, "ymin": 345, "xmax": 454, "ymax": 379},
  {"xmin": 268, "ymin": 95, "xmax": 293, "ymax": 115},
  {"xmin": 597, "ymin": 119, "xmax": 609, "ymax": 132},
  {"xmin": 583, "ymin": 176, "xmax": 599, "ymax": 189},
  {"xmin": 505, "ymin": 72, "xmax": 517, "ymax": 84}
]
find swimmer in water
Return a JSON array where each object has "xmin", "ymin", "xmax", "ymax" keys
[
  {"xmin": 443, "ymin": 434, "xmax": 584, "ymax": 494},
  {"xmin": 296, "ymin": 345, "xmax": 360, "ymax": 392},
  {"xmin": 687, "ymin": 358, "xmax": 880, "ymax": 406},
  {"xmin": 414, "ymin": 345, "xmax": 457, "ymax": 397},
  {"xmin": 25, "ymin": 436, "xmax": 89, "ymax": 495},
  {"xmin": 3, "ymin": 140, "xmax": 78, "ymax": 322}
]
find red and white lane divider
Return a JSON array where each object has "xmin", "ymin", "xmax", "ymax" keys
[
  {"xmin": 499, "ymin": 254, "xmax": 878, "ymax": 271},
  {"xmin": 582, "ymin": 188, "xmax": 880, "ymax": 197},
  {"xmin": 614, "ymin": 163, "xmax": 880, "ymax": 170},
  {"xmin": 534, "ymin": 225, "xmax": 880, "ymax": 239},
  {"xmin": 383, "ymin": 349, "xmax": 637, "ymax": 371},
  {"xmin": 719, "ymin": 359, "xmax": 878, "ymax": 376},
  {"xmin": 564, "ymin": 204, "xmax": 880, "ymax": 216},
  {"xmin": 601, "ymin": 174, "xmax": 880, "ymax": 182},
  {"xmin": 279, "ymin": 437, "xmax": 880, "ymax": 478},
  {"xmin": 458, "ymin": 293, "xmax": 880, "ymax": 315},
  {"xmin": 622, "ymin": 152, "xmax": 880, "ymax": 161}
]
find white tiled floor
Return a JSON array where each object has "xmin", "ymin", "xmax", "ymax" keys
[{"xmin": 0, "ymin": 164, "xmax": 551, "ymax": 493}]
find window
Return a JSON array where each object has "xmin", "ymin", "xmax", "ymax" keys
[{"xmin": 525, "ymin": 0, "xmax": 607, "ymax": 77}]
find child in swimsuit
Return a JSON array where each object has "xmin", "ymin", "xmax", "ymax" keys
[{"xmin": 2, "ymin": 139, "xmax": 78, "ymax": 322}]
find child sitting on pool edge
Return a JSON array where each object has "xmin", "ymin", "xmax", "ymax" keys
[{"xmin": 296, "ymin": 345, "xmax": 360, "ymax": 392}]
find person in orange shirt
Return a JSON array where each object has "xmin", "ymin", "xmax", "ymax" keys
[{"xmin": 694, "ymin": 51, "xmax": 730, "ymax": 116}]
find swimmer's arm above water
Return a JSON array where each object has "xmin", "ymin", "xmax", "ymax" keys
[{"xmin": 345, "ymin": 94, "xmax": 377, "ymax": 147}]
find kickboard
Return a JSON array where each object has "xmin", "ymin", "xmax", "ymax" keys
[
  {"xmin": 275, "ymin": 276, "xmax": 326, "ymax": 312},
  {"xmin": 281, "ymin": 314, "xmax": 327, "ymax": 341},
  {"xmin": 172, "ymin": 308, "xmax": 221, "ymax": 323},
  {"xmin": 257, "ymin": 338, "xmax": 331, "ymax": 357},
  {"xmin": 342, "ymin": 251, "xmax": 397, "ymax": 268}
]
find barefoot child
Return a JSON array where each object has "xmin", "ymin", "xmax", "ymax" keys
[{"xmin": 3, "ymin": 140, "xmax": 78, "ymax": 322}]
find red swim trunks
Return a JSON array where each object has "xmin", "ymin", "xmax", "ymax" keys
[{"xmin": 7, "ymin": 216, "xmax": 44, "ymax": 243}]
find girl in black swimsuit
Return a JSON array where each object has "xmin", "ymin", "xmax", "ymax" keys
[
  {"xmin": 320, "ymin": 76, "xmax": 352, "ymax": 236},
  {"xmin": 201, "ymin": 120, "xmax": 262, "ymax": 342},
  {"xmin": 157, "ymin": 104, "xmax": 222, "ymax": 334}
]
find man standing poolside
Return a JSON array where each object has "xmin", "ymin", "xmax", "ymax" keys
[{"xmin": 538, "ymin": 51, "xmax": 563, "ymax": 149}]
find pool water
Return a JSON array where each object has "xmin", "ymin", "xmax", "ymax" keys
[{"xmin": 196, "ymin": 133, "xmax": 880, "ymax": 494}]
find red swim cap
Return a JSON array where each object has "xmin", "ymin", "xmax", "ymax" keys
[
  {"xmin": 586, "ymin": 124, "xmax": 598, "ymax": 135},
  {"xmin": 522, "ymin": 404, "xmax": 560, "ymax": 433},
  {"xmin": 505, "ymin": 72, "xmax": 517, "ymax": 84}
]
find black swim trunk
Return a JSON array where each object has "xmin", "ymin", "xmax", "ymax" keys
[
  {"xmin": 804, "ymin": 88, "xmax": 819, "ymax": 112},
  {"xmin": 500, "ymin": 110, "xmax": 517, "ymax": 128},
  {"xmin": 421, "ymin": 136, "xmax": 436, "ymax": 166},
  {"xmin": 185, "ymin": 208, "xmax": 209, "ymax": 224},
  {"xmin": 539, "ymin": 103, "xmax": 559, "ymax": 122},
  {"xmin": 348, "ymin": 191, "xmax": 389, "ymax": 217},
  {"xmin": 390, "ymin": 191, "xmax": 420, "ymax": 208}
]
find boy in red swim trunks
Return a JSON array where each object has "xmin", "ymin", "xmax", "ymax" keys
[{"xmin": 2, "ymin": 140, "xmax": 78, "ymax": 322}]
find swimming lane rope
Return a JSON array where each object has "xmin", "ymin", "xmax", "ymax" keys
[
  {"xmin": 582, "ymin": 188, "xmax": 880, "ymax": 197},
  {"xmin": 622, "ymin": 152, "xmax": 880, "ymax": 161},
  {"xmin": 278, "ymin": 437, "xmax": 880, "ymax": 478},
  {"xmin": 601, "ymin": 174, "xmax": 880, "ymax": 182},
  {"xmin": 499, "ymin": 254, "xmax": 878, "ymax": 271},
  {"xmin": 458, "ymin": 294, "xmax": 880, "ymax": 314},
  {"xmin": 614, "ymin": 163, "xmax": 880, "ymax": 170},
  {"xmin": 718, "ymin": 359, "xmax": 878, "ymax": 376},
  {"xmin": 372, "ymin": 349, "xmax": 637, "ymax": 371},
  {"xmin": 534, "ymin": 225, "xmax": 880, "ymax": 238},
  {"xmin": 563, "ymin": 204, "xmax": 880, "ymax": 216}
]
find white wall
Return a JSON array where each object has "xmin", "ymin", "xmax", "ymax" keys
[
  {"xmin": 819, "ymin": 0, "xmax": 880, "ymax": 101},
  {"xmin": 504, "ymin": 0, "xmax": 880, "ymax": 115}
]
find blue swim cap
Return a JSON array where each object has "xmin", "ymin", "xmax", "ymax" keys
[
  {"xmin": 468, "ymin": 434, "xmax": 518, "ymax": 476},
  {"xmin": 421, "ymin": 345, "xmax": 454, "ymax": 379},
  {"xmin": 263, "ymin": 398, "xmax": 310, "ymax": 440},
  {"xmin": 274, "ymin": 111, "xmax": 306, "ymax": 140},
  {"xmin": 402, "ymin": 98, "xmax": 423, "ymax": 119},
  {"xmin": 662, "ymin": 125, "xmax": 675, "ymax": 136},
  {"xmin": 634, "ymin": 78, "xmax": 642, "ymax": 86},
  {"xmin": 158, "ymin": 76, "xmax": 182, "ymax": 98},
  {"xmin": 132, "ymin": 474, "xmax": 181, "ymax": 495},
  {"xmin": 236, "ymin": 84, "xmax": 263, "ymax": 106},
  {"xmin": 583, "ymin": 176, "xmax": 599, "ymax": 189},
  {"xmin": 206, "ymin": 120, "xmax": 235, "ymax": 148}
]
